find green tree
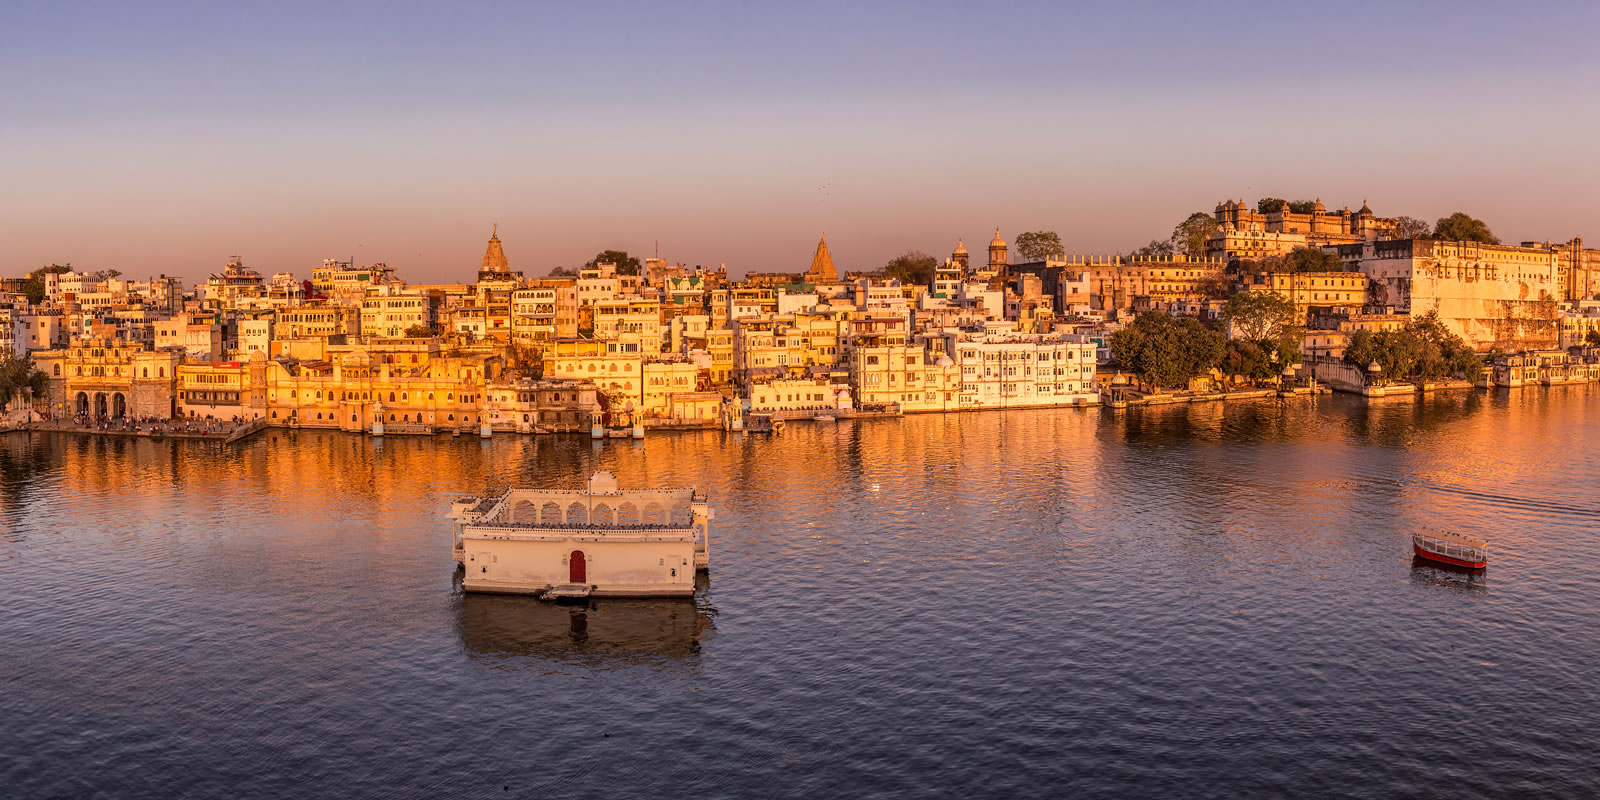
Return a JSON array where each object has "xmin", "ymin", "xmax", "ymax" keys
[
  {"xmin": 883, "ymin": 250, "xmax": 937, "ymax": 285},
  {"xmin": 1127, "ymin": 239, "xmax": 1175, "ymax": 260},
  {"xmin": 1222, "ymin": 291, "xmax": 1299, "ymax": 342},
  {"xmin": 1171, "ymin": 212, "xmax": 1218, "ymax": 259},
  {"xmin": 1256, "ymin": 198, "xmax": 1317, "ymax": 214},
  {"xmin": 1391, "ymin": 216, "xmax": 1430, "ymax": 240},
  {"xmin": 1014, "ymin": 231, "xmax": 1065, "ymax": 262},
  {"xmin": 1586, "ymin": 329, "xmax": 1600, "ymax": 348},
  {"xmin": 1109, "ymin": 312, "xmax": 1225, "ymax": 390},
  {"xmin": 22, "ymin": 264, "xmax": 73, "ymax": 305},
  {"xmin": 1432, "ymin": 213, "xmax": 1499, "ymax": 244},
  {"xmin": 403, "ymin": 323, "xmax": 433, "ymax": 338},
  {"xmin": 584, "ymin": 250, "xmax": 642, "ymax": 275},
  {"xmin": 1343, "ymin": 311, "xmax": 1481, "ymax": 383},
  {"xmin": 546, "ymin": 265, "xmax": 577, "ymax": 278},
  {"xmin": 1220, "ymin": 337, "xmax": 1300, "ymax": 382},
  {"xmin": 1281, "ymin": 247, "xmax": 1345, "ymax": 273},
  {"xmin": 0, "ymin": 357, "xmax": 48, "ymax": 410}
]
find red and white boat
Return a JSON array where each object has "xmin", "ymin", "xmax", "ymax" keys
[{"xmin": 1412, "ymin": 529, "xmax": 1488, "ymax": 569}]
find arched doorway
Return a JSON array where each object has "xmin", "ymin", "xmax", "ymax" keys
[
  {"xmin": 569, "ymin": 550, "xmax": 586, "ymax": 583},
  {"xmin": 113, "ymin": 393, "xmax": 127, "ymax": 419},
  {"xmin": 76, "ymin": 392, "xmax": 89, "ymax": 415},
  {"xmin": 94, "ymin": 393, "xmax": 108, "ymax": 418}
]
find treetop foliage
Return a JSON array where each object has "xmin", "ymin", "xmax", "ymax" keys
[
  {"xmin": 883, "ymin": 250, "xmax": 937, "ymax": 286},
  {"xmin": 1014, "ymin": 231, "xmax": 1065, "ymax": 262},
  {"xmin": 1342, "ymin": 311, "xmax": 1482, "ymax": 383},
  {"xmin": 1108, "ymin": 311, "xmax": 1225, "ymax": 390},
  {"xmin": 1256, "ymin": 198, "xmax": 1319, "ymax": 214},
  {"xmin": 585, "ymin": 250, "xmax": 642, "ymax": 275},
  {"xmin": 1431, "ymin": 213, "xmax": 1499, "ymax": 244}
]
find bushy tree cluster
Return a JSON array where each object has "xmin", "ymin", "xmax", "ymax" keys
[
  {"xmin": 22, "ymin": 264, "xmax": 73, "ymax": 305},
  {"xmin": 1109, "ymin": 312, "xmax": 1225, "ymax": 390},
  {"xmin": 1431, "ymin": 213, "xmax": 1499, "ymax": 244},
  {"xmin": 1343, "ymin": 311, "xmax": 1482, "ymax": 383},
  {"xmin": 1014, "ymin": 231, "xmax": 1065, "ymax": 262},
  {"xmin": 1255, "ymin": 198, "xmax": 1319, "ymax": 214},
  {"xmin": 585, "ymin": 250, "xmax": 642, "ymax": 275},
  {"xmin": 1220, "ymin": 291, "xmax": 1303, "ymax": 381},
  {"xmin": 0, "ymin": 358, "xmax": 48, "ymax": 410},
  {"xmin": 883, "ymin": 250, "xmax": 937, "ymax": 285}
]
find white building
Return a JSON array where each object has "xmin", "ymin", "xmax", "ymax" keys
[
  {"xmin": 950, "ymin": 332, "xmax": 1098, "ymax": 409},
  {"xmin": 450, "ymin": 471, "xmax": 711, "ymax": 597}
]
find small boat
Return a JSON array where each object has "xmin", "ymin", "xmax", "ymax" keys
[
  {"xmin": 1413, "ymin": 529, "xmax": 1488, "ymax": 569},
  {"xmin": 814, "ymin": 414, "xmax": 836, "ymax": 422},
  {"xmin": 747, "ymin": 412, "xmax": 784, "ymax": 434}
]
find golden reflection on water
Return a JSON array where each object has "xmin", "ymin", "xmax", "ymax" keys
[{"xmin": 2, "ymin": 385, "xmax": 1599, "ymax": 798}]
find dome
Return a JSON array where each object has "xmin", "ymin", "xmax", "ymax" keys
[
  {"xmin": 990, "ymin": 229, "xmax": 1006, "ymax": 248},
  {"xmin": 953, "ymin": 239, "xmax": 968, "ymax": 255},
  {"xmin": 935, "ymin": 355, "xmax": 955, "ymax": 368}
]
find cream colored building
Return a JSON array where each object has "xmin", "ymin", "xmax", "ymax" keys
[
  {"xmin": 274, "ymin": 306, "xmax": 360, "ymax": 339},
  {"xmin": 1335, "ymin": 238, "xmax": 1564, "ymax": 351},
  {"xmin": 1208, "ymin": 198, "xmax": 1396, "ymax": 259},
  {"xmin": 748, "ymin": 378, "xmax": 844, "ymax": 413},
  {"xmin": 483, "ymin": 378, "xmax": 599, "ymax": 433},
  {"xmin": 262, "ymin": 346, "xmax": 498, "ymax": 432},
  {"xmin": 949, "ymin": 332, "xmax": 1098, "ymax": 409},
  {"xmin": 360, "ymin": 287, "xmax": 437, "ymax": 338},
  {"xmin": 451, "ymin": 471, "xmax": 711, "ymax": 597},
  {"xmin": 177, "ymin": 359, "xmax": 262, "ymax": 419},
  {"xmin": 34, "ymin": 339, "xmax": 182, "ymax": 419},
  {"xmin": 1242, "ymin": 271, "xmax": 1370, "ymax": 316}
]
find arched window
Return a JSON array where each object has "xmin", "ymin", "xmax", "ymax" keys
[
  {"xmin": 389, "ymin": 392, "xmax": 396, "ymax": 402},
  {"xmin": 428, "ymin": 392, "xmax": 434, "ymax": 400},
  {"xmin": 53, "ymin": 365, "xmax": 60, "ymax": 376},
  {"xmin": 142, "ymin": 368, "xmax": 148, "ymax": 378},
  {"xmin": 76, "ymin": 367, "xmax": 82, "ymax": 376},
  {"xmin": 159, "ymin": 368, "xmax": 165, "ymax": 378},
  {"xmin": 401, "ymin": 392, "xmax": 407, "ymax": 401}
]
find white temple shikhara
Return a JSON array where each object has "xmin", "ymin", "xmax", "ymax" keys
[{"xmin": 450, "ymin": 471, "xmax": 711, "ymax": 598}]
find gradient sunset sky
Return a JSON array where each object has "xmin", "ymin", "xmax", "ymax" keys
[{"xmin": 4, "ymin": 0, "xmax": 1598, "ymax": 283}]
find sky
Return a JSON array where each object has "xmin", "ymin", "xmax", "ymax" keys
[{"xmin": 3, "ymin": 0, "xmax": 1599, "ymax": 283}]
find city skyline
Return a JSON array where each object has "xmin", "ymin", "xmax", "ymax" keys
[{"xmin": 5, "ymin": 1, "xmax": 1600, "ymax": 282}]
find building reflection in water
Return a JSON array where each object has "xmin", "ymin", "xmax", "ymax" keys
[{"xmin": 454, "ymin": 572, "xmax": 715, "ymax": 671}]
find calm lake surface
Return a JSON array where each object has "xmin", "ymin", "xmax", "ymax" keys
[{"xmin": 3, "ymin": 388, "xmax": 1598, "ymax": 798}]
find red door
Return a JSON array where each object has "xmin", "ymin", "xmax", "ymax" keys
[{"xmin": 569, "ymin": 550, "xmax": 586, "ymax": 583}]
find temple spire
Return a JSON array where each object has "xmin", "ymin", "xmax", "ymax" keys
[
  {"xmin": 480, "ymin": 224, "xmax": 510, "ymax": 279},
  {"xmin": 805, "ymin": 234, "xmax": 837, "ymax": 283}
]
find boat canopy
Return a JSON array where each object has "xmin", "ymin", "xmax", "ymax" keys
[{"xmin": 1415, "ymin": 528, "xmax": 1488, "ymax": 550}]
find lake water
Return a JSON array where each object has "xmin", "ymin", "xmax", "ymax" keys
[{"xmin": 3, "ymin": 388, "xmax": 1598, "ymax": 798}]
